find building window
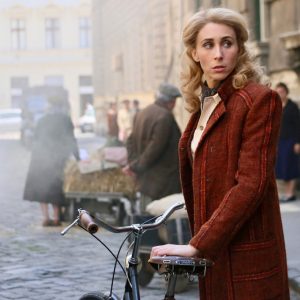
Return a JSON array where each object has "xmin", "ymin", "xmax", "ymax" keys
[
  {"xmin": 44, "ymin": 76, "xmax": 64, "ymax": 87},
  {"xmin": 79, "ymin": 17, "xmax": 91, "ymax": 48},
  {"xmin": 10, "ymin": 77, "xmax": 28, "ymax": 107},
  {"xmin": 45, "ymin": 18, "xmax": 60, "ymax": 49},
  {"xmin": 11, "ymin": 19, "xmax": 26, "ymax": 50},
  {"xmin": 79, "ymin": 75, "xmax": 92, "ymax": 87}
]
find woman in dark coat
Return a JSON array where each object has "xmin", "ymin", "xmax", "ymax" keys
[
  {"xmin": 23, "ymin": 97, "xmax": 79, "ymax": 226},
  {"xmin": 275, "ymin": 82, "xmax": 300, "ymax": 202},
  {"xmin": 151, "ymin": 7, "xmax": 289, "ymax": 300}
]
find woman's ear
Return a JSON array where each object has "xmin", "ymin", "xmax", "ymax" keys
[{"xmin": 191, "ymin": 49, "xmax": 200, "ymax": 62}]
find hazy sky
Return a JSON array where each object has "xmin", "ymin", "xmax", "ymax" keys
[{"xmin": 0, "ymin": 0, "xmax": 83, "ymax": 8}]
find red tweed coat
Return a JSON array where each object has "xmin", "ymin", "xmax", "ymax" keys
[{"xmin": 179, "ymin": 79, "xmax": 290, "ymax": 299}]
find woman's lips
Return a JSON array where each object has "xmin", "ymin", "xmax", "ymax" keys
[{"xmin": 213, "ymin": 66, "xmax": 225, "ymax": 72}]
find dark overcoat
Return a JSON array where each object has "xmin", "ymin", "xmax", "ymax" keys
[
  {"xmin": 179, "ymin": 79, "xmax": 290, "ymax": 299},
  {"xmin": 23, "ymin": 112, "xmax": 79, "ymax": 205},
  {"xmin": 127, "ymin": 102, "xmax": 181, "ymax": 200}
]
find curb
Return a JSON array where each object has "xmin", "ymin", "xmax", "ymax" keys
[
  {"xmin": 289, "ymin": 274, "xmax": 300, "ymax": 296},
  {"xmin": 289, "ymin": 266, "xmax": 300, "ymax": 297}
]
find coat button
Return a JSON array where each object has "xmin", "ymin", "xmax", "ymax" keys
[{"xmin": 199, "ymin": 125, "xmax": 204, "ymax": 130}]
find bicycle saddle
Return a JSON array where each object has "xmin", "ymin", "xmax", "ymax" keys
[{"xmin": 148, "ymin": 256, "xmax": 213, "ymax": 277}]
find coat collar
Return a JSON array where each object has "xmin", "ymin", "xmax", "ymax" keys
[
  {"xmin": 197, "ymin": 76, "xmax": 236, "ymax": 145},
  {"xmin": 196, "ymin": 100, "xmax": 226, "ymax": 148},
  {"xmin": 182, "ymin": 76, "xmax": 237, "ymax": 154},
  {"xmin": 154, "ymin": 100, "xmax": 172, "ymax": 111},
  {"xmin": 217, "ymin": 75, "xmax": 236, "ymax": 104}
]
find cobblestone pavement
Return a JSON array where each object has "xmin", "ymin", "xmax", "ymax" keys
[
  {"xmin": 0, "ymin": 138, "xmax": 299, "ymax": 299},
  {"xmin": 0, "ymin": 225, "xmax": 199, "ymax": 299},
  {"xmin": 0, "ymin": 138, "xmax": 198, "ymax": 299}
]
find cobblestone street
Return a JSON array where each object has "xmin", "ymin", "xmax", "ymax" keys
[
  {"xmin": 0, "ymin": 137, "xmax": 299, "ymax": 299},
  {"xmin": 0, "ymin": 223, "xmax": 199, "ymax": 299},
  {"xmin": 0, "ymin": 138, "xmax": 198, "ymax": 299}
]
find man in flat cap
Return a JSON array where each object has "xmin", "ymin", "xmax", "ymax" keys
[{"xmin": 123, "ymin": 83, "xmax": 182, "ymax": 212}]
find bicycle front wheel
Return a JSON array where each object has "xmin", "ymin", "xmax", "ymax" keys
[{"xmin": 79, "ymin": 291, "xmax": 119, "ymax": 300}]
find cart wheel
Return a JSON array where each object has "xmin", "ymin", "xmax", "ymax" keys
[
  {"xmin": 139, "ymin": 253, "xmax": 155, "ymax": 287},
  {"xmin": 164, "ymin": 274, "xmax": 189, "ymax": 293},
  {"xmin": 67, "ymin": 199, "xmax": 80, "ymax": 221},
  {"xmin": 116, "ymin": 201, "xmax": 126, "ymax": 226}
]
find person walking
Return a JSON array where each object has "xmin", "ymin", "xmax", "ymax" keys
[
  {"xmin": 151, "ymin": 7, "xmax": 290, "ymax": 300},
  {"xmin": 117, "ymin": 99, "xmax": 133, "ymax": 144},
  {"xmin": 275, "ymin": 82, "xmax": 300, "ymax": 202},
  {"xmin": 122, "ymin": 83, "xmax": 182, "ymax": 212},
  {"xmin": 132, "ymin": 99, "xmax": 140, "ymax": 117},
  {"xmin": 23, "ymin": 96, "xmax": 79, "ymax": 226},
  {"xmin": 106, "ymin": 102, "xmax": 120, "ymax": 146}
]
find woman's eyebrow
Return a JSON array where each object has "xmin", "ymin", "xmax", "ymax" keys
[
  {"xmin": 200, "ymin": 38, "xmax": 213, "ymax": 43},
  {"xmin": 200, "ymin": 35, "xmax": 234, "ymax": 43}
]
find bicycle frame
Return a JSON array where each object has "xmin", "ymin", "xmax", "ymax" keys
[
  {"xmin": 61, "ymin": 202, "xmax": 186, "ymax": 300},
  {"xmin": 123, "ymin": 225, "xmax": 143, "ymax": 300}
]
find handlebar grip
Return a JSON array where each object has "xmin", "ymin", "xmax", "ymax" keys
[{"xmin": 79, "ymin": 211, "xmax": 99, "ymax": 234}]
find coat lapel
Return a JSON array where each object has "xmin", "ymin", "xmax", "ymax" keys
[{"xmin": 196, "ymin": 100, "xmax": 226, "ymax": 150}]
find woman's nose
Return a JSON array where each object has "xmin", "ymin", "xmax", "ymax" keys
[{"xmin": 214, "ymin": 46, "xmax": 223, "ymax": 60}]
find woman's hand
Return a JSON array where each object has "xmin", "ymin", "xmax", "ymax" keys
[
  {"xmin": 122, "ymin": 165, "xmax": 136, "ymax": 178},
  {"xmin": 150, "ymin": 244, "xmax": 200, "ymax": 258}
]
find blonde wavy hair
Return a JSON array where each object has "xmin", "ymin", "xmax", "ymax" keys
[{"xmin": 181, "ymin": 7, "xmax": 267, "ymax": 113}]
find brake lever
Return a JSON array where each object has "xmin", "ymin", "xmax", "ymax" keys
[{"xmin": 60, "ymin": 217, "xmax": 80, "ymax": 236}]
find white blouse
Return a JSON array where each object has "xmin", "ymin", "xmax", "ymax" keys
[{"xmin": 191, "ymin": 93, "xmax": 222, "ymax": 155}]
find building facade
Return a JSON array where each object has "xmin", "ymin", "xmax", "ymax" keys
[
  {"xmin": 92, "ymin": 0, "xmax": 197, "ymax": 129},
  {"xmin": 0, "ymin": 0, "xmax": 93, "ymax": 120},
  {"xmin": 92, "ymin": 0, "xmax": 198, "ymax": 102},
  {"xmin": 92, "ymin": 0, "xmax": 299, "ymax": 128},
  {"xmin": 208, "ymin": 0, "xmax": 300, "ymax": 101}
]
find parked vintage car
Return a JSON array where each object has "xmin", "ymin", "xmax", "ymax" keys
[
  {"xmin": 0, "ymin": 108, "xmax": 22, "ymax": 134},
  {"xmin": 79, "ymin": 104, "xmax": 96, "ymax": 133}
]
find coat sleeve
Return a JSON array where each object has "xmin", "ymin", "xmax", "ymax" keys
[
  {"xmin": 65, "ymin": 116, "xmax": 79, "ymax": 160},
  {"xmin": 129, "ymin": 114, "xmax": 173, "ymax": 173},
  {"xmin": 126, "ymin": 131, "xmax": 137, "ymax": 162},
  {"xmin": 292, "ymin": 102, "xmax": 300, "ymax": 143},
  {"xmin": 189, "ymin": 89, "xmax": 282, "ymax": 259}
]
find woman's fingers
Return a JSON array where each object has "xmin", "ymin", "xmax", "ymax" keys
[{"xmin": 151, "ymin": 244, "xmax": 199, "ymax": 257}]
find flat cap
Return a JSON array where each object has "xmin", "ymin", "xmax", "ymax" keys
[{"xmin": 157, "ymin": 83, "xmax": 181, "ymax": 101}]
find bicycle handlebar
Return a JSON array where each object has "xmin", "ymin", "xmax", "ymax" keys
[
  {"xmin": 78, "ymin": 201, "xmax": 185, "ymax": 234},
  {"xmin": 79, "ymin": 211, "xmax": 99, "ymax": 234}
]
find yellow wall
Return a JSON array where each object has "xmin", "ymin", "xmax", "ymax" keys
[{"xmin": 0, "ymin": 0, "xmax": 92, "ymax": 121}]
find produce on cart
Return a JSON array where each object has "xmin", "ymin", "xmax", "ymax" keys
[{"xmin": 63, "ymin": 147, "xmax": 137, "ymax": 224}]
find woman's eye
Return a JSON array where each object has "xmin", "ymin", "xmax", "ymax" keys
[
  {"xmin": 223, "ymin": 40, "xmax": 232, "ymax": 48},
  {"xmin": 203, "ymin": 42, "xmax": 213, "ymax": 49}
]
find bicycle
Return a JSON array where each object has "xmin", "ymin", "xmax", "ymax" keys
[{"xmin": 61, "ymin": 202, "xmax": 213, "ymax": 300}]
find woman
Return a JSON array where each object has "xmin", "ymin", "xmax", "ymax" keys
[
  {"xmin": 106, "ymin": 102, "xmax": 120, "ymax": 146},
  {"xmin": 23, "ymin": 97, "xmax": 79, "ymax": 226},
  {"xmin": 275, "ymin": 82, "xmax": 300, "ymax": 202},
  {"xmin": 151, "ymin": 7, "xmax": 290, "ymax": 299}
]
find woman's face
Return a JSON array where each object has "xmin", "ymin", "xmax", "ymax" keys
[{"xmin": 192, "ymin": 22, "xmax": 239, "ymax": 88}]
